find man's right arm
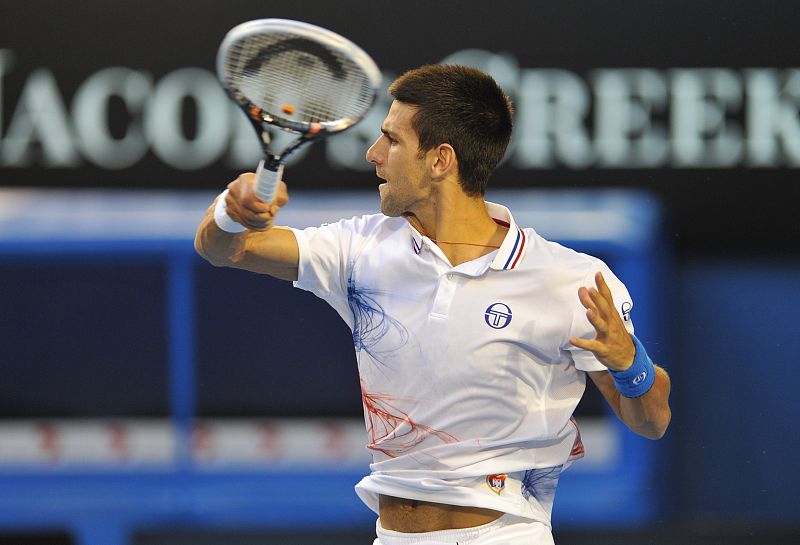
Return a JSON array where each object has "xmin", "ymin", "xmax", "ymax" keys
[{"xmin": 194, "ymin": 173, "xmax": 299, "ymax": 282}]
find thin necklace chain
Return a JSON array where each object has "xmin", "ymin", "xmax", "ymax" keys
[{"xmin": 430, "ymin": 239, "xmax": 501, "ymax": 249}]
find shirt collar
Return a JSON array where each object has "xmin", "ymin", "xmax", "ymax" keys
[
  {"xmin": 406, "ymin": 201, "xmax": 528, "ymax": 271},
  {"xmin": 485, "ymin": 201, "xmax": 528, "ymax": 271}
]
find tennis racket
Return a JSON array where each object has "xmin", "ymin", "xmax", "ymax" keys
[{"xmin": 216, "ymin": 19, "xmax": 382, "ymax": 203}]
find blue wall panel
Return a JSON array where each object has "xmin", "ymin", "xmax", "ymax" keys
[{"xmin": 677, "ymin": 261, "xmax": 800, "ymax": 522}]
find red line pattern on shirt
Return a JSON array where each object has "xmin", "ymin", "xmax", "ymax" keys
[
  {"xmin": 568, "ymin": 416, "xmax": 585, "ymax": 459},
  {"xmin": 361, "ymin": 381, "xmax": 458, "ymax": 458}
]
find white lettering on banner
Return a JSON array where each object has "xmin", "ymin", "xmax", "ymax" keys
[
  {"xmin": 72, "ymin": 67, "xmax": 152, "ymax": 169},
  {"xmin": 670, "ymin": 69, "xmax": 743, "ymax": 167},
  {"xmin": 1, "ymin": 68, "xmax": 80, "ymax": 167},
  {"xmin": 593, "ymin": 69, "xmax": 669, "ymax": 167},
  {"xmin": 512, "ymin": 69, "xmax": 594, "ymax": 168},
  {"xmin": 2, "ymin": 47, "xmax": 800, "ymax": 173},
  {"xmin": 0, "ymin": 50, "xmax": 11, "ymax": 144},
  {"xmin": 745, "ymin": 69, "xmax": 800, "ymax": 166},
  {"xmin": 144, "ymin": 68, "xmax": 229, "ymax": 170}
]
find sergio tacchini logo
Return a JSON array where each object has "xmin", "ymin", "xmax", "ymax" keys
[{"xmin": 484, "ymin": 303, "xmax": 512, "ymax": 329}]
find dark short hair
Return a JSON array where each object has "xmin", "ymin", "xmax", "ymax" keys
[{"xmin": 388, "ymin": 64, "xmax": 513, "ymax": 196}]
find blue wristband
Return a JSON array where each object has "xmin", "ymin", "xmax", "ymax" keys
[{"xmin": 610, "ymin": 334, "xmax": 656, "ymax": 398}]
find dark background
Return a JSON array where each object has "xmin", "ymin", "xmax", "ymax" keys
[
  {"xmin": 1, "ymin": 1, "xmax": 799, "ymax": 544},
  {"xmin": 2, "ymin": 0, "xmax": 800, "ymax": 257}
]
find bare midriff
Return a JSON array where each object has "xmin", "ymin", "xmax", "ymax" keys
[{"xmin": 379, "ymin": 494, "xmax": 504, "ymax": 533}]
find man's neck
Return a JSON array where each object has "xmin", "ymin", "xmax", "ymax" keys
[{"xmin": 405, "ymin": 188, "xmax": 508, "ymax": 267}]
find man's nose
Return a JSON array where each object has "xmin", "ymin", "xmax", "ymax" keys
[{"xmin": 366, "ymin": 137, "xmax": 382, "ymax": 164}]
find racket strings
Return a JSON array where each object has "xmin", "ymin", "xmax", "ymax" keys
[{"xmin": 224, "ymin": 34, "xmax": 374, "ymax": 126}]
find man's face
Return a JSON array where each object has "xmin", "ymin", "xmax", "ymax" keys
[{"xmin": 366, "ymin": 101, "xmax": 432, "ymax": 217}]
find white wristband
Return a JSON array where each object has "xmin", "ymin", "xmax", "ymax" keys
[{"xmin": 213, "ymin": 189, "xmax": 247, "ymax": 233}]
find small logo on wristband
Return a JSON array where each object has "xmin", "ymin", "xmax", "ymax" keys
[
  {"xmin": 621, "ymin": 301, "xmax": 632, "ymax": 321},
  {"xmin": 633, "ymin": 371, "xmax": 647, "ymax": 385}
]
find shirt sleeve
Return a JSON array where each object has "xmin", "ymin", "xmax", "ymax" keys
[
  {"xmin": 290, "ymin": 215, "xmax": 375, "ymax": 329},
  {"xmin": 566, "ymin": 260, "xmax": 635, "ymax": 372}
]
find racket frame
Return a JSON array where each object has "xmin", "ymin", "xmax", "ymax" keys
[{"xmin": 216, "ymin": 19, "xmax": 381, "ymax": 202}]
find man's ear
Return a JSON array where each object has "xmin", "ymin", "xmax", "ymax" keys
[{"xmin": 430, "ymin": 143, "xmax": 457, "ymax": 179}]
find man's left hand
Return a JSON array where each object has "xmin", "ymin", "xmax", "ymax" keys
[{"xmin": 569, "ymin": 271, "xmax": 635, "ymax": 372}]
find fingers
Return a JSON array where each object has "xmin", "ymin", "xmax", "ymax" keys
[
  {"xmin": 578, "ymin": 286, "xmax": 608, "ymax": 335},
  {"xmin": 574, "ymin": 271, "xmax": 637, "ymax": 370},
  {"xmin": 588, "ymin": 279, "xmax": 614, "ymax": 316},
  {"xmin": 579, "ymin": 273, "xmax": 617, "ymax": 327},
  {"xmin": 595, "ymin": 271, "xmax": 611, "ymax": 295},
  {"xmin": 225, "ymin": 174, "xmax": 289, "ymax": 231},
  {"xmin": 274, "ymin": 181, "xmax": 290, "ymax": 207},
  {"xmin": 569, "ymin": 336, "xmax": 601, "ymax": 354},
  {"xmin": 585, "ymin": 309, "xmax": 609, "ymax": 339},
  {"xmin": 577, "ymin": 286, "xmax": 595, "ymax": 311},
  {"xmin": 594, "ymin": 272, "xmax": 616, "ymax": 307}
]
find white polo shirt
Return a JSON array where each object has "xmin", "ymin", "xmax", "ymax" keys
[{"xmin": 290, "ymin": 202, "xmax": 634, "ymax": 526}]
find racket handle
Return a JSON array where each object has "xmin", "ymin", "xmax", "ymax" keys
[{"xmin": 254, "ymin": 160, "xmax": 284, "ymax": 203}]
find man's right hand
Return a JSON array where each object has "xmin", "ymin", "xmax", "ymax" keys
[
  {"xmin": 196, "ymin": 172, "xmax": 299, "ymax": 280},
  {"xmin": 223, "ymin": 172, "xmax": 290, "ymax": 232}
]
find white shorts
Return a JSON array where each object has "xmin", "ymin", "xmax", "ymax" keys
[{"xmin": 373, "ymin": 514, "xmax": 555, "ymax": 545}]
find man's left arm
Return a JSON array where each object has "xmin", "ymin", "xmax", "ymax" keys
[{"xmin": 570, "ymin": 272, "xmax": 672, "ymax": 440}]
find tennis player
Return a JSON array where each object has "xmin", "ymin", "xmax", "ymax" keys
[{"xmin": 195, "ymin": 64, "xmax": 671, "ymax": 545}]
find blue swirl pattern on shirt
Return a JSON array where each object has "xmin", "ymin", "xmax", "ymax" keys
[
  {"xmin": 521, "ymin": 465, "xmax": 563, "ymax": 515},
  {"xmin": 347, "ymin": 276, "xmax": 409, "ymax": 366}
]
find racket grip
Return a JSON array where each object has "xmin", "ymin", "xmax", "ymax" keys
[{"xmin": 254, "ymin": 160, "xmax": 284, "ymax": 203}]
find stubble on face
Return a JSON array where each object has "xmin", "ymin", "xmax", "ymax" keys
[
  {"xmin": 378, "ymin": 183, "xmax": 408, "ymax": 217},
  {"xmin": 379, "ymin": 162, "xmax": 433, "ymax": 218},
  {"xmin": 372, "ymin": 101, "xmax": 431, "ymax": 218}
]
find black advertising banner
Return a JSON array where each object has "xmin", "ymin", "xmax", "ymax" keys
[{"xmin": 2, "ymin": 0, "xmax": 800, "ymax": 255}]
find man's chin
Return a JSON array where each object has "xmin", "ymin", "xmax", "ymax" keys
[
  {"xmin": 379, "ymin": 198, "xmax": 402, "ymax": 218},
  {"xmin": 380, "ymin": 205, "xmax": 398, "ymax": 217}
]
